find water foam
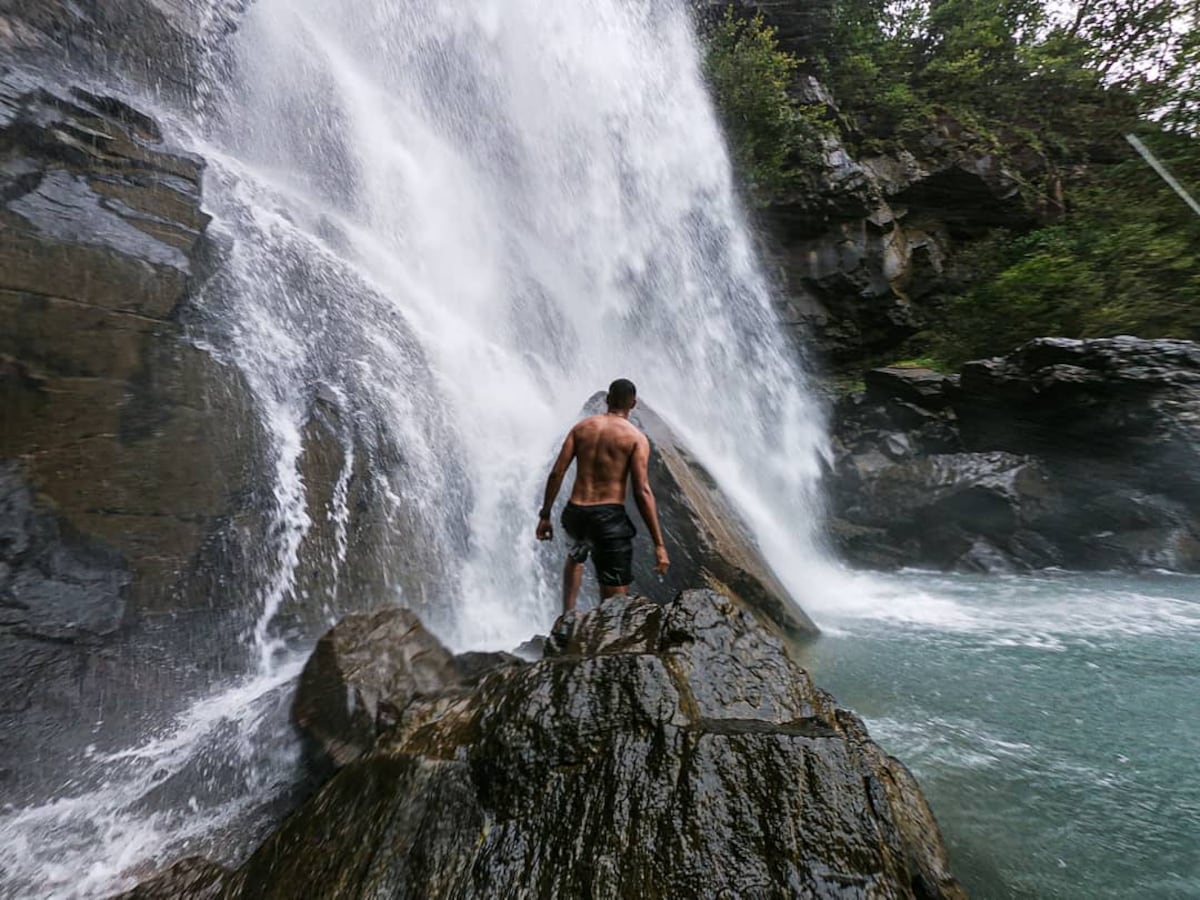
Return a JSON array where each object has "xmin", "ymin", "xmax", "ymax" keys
[
  {"xmin": 809, "ymin": 569, "xmax": 1200, "ymax": 646},
  {"xmin": 0, "ymin": 656, "xmax": 306, "ymax": 898}
]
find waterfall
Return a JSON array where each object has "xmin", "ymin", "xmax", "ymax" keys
[
  {"xmin": 201, "ymin": 0, "xmax": 829, "ymax": 652},
  {"xmin": 0, "ymin": 0, "xmax": 829, "ymax": 895}
]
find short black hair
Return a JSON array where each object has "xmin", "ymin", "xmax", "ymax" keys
[{"xmin": 607, "ymin": 378, "xmax": 637, "ymax": 410}]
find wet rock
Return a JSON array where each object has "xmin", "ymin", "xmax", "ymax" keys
[
  {"xmin": 558, "ymin": 394, "xmax": 817, "ymax": 640},
  {"xmin": 0, "ymin": 462, "xmax": 129, "ymax": 642},
  {"xmin": 110, "ymin": 856, "xmax": 230, "ymax": 900},
  {"xmin": 841, "ymin": 451, "xmax": 1062, "ymax": 572},
  {"xmin": 952, "ymin": 337, "xmax": 1200, "ymax": 570},
  {"xmin": 828, "ymin": 338, "xmax": 1200, "ymax": 572},
  {"xmin": 0, "ymin": 71, "xmax": 268, "ymax": 801},
  {"xmin": 955, "ymin": 337, "xmax": 1200, "ymax": 484},
  {"xmin": 0, "ymin": 0, "xmax": 242, "ymax": 98},
  {"xmin": 0, "ymin": 71, "xmax": 265, "ymax": 617},
  {"xmin": 586, "ymin": 395, "xmax": 818, "ymax": 640},
  {"xmin": 219, "ymin": 590, "xmax": 964, "ymax": 899},
  {"xmin": 761, "ymin": 119, "xmax": 1041, "ymax": 364},
  {"xmin": 865, "ymin": 366, "xmax": 956, "ymax": 411},
  {"xmin": 292, "ymin": 607, "xmax": 460, "ymax": 768}
]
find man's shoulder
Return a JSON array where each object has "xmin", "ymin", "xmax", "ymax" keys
[
  {"xmin": 611, "ymin": 417, "xmax": 647, "ymax": 448},
  {"xmin": 572, "ymin": 414, "xmax": 605, "ymax": 432},
  {"xmin": 572, "ymin": 415, "xmax": 644, "ymax": 445}
]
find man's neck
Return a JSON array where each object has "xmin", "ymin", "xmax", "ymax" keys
[{"xmin": 605, "ymin": 408, "xmax": 631, "ymax": 420}]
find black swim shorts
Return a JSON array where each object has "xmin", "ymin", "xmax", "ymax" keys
[{"xmin": 560, "ymin": 502, "xmax": 637, "ymax": 587}]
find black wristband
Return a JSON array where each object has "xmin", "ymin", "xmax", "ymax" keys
[{"xmin": 538, "ymin": 507, "xmax": 551, "ymax": 519}]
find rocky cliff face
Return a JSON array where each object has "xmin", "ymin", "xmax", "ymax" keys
[
  {"xmin": 0, "ymin": 67, "xmax": 278, "ymax": 800},
  {"xmin": 122, "ymin": 590, "xmax": 964, "ymax": 899},
  {"xmin": 762, "ymin": 124, "xmax": 1040, "ymax": 367},
  {"xmin": 700, "ymin": 1, "xmax": 1052, "ymax": 368},
  {"xmin": 827, "ymin": 338, "xmax": 1200, "ymax": 572},
  {"xmin": 0, "ymin": 0, "xmax": 240, "ymax": 97}
]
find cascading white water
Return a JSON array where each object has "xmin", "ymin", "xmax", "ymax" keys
[
  {"xmin": 0, "ymin": 1, "xmax": 832, "ymax": 895},
  {"xmin": 204, "ymin": 0, "xmax": 831, "ymax": 650}
]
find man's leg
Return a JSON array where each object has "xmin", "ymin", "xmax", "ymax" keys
[
  {"xmin": 594, "ymin": 525, "xmax": 634, "ymax": 603},
  {"xmin": 562, "ymin": 555, "xmax": 585, "ymax": 614},
  {"xmin": 599, "ymin": 584, "xmax": 629, "ymax": 601}
]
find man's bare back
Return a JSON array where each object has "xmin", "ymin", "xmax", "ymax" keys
[
  {"xmin": 564, "ymin": 413, "xmax": 643, "ymax": 506},
  {"xmin": 536, "ymin": 379, "xmax": 669, "ymax": 614}
]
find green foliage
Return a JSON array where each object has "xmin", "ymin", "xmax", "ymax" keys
[
  {"xmin": 702, "ymin": 7, "xmax": 829, "ymax": 205},
  {"xmin": 1153, "ymin": 22, "xmax": 1200, "ymax": 133},
  {"xmin": 699, "ymin": 0, "xmax": 1199, "ymax": 365},
  {"xmin": 817, "ymin": 0, "xmax": 1193, "ymax": 152},
  {"xmin": 884, "ymin": 357, "xmax": 951, "ymax": 372},
  {"xmin": 924, "ymin": 132, "xmax": 1200, "ymax": 364}
]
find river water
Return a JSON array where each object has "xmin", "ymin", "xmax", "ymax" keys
[
  {"xmin": 1, "ymin": 0, "xmax": 1196, "ymax": 896},
  {"xmin": 804, "ymin": 570, "xmax": 1200, "ymax": 899}
]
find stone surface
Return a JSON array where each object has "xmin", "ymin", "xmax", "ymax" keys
[
  {"xmin": 0, "ymin": 69, "xmax": 270, "ymax": 802},
  {"xmin": 0, "ymin": 0, "xmax": 242, "ymax": 98},
  {"xmin": 292, "ymin": 607, "xmax": 461, "ymax": 768},
  {"xmin": 827, "ymin": 339, "xmax": 1200, "ymax": 572},
  {"xmin": 211, "ymin": 590, "xmax": 964, "ymax": 899},
  {"xmin": 0, "ymin": 463, "xmax": 130, "ymax": 641},
  {"xmin": 759, "ymin": 121, "xmax": 1041, "ymax": 366},
  {"xmin": 110, "ymin": 856, "xmax": 231, "ymax": 900},
  {"xmin": 0, "ymin": 70, "xmax": 265, "ymax": 617},
  {"xmin": 954, "ymin": 337, "xmax": 1200, "ymax": 485}
]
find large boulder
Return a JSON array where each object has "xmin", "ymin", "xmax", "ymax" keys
[
  {"xmin": 293, "ymin": 607, "xmax": 464, "ymax": 768},
  {"xmin": 955, "ymin": 337, "xmax": 1200, "ymax": 490},
  {"xmin": 834, "ymin": 451, "xmax": 1066, "ymax": 572},
  {"xmin": 953, "ymin": 337, "xmax": 1200, "ymax": 570},
  {"xmin": 206, "ymin": 590, "xmax": 964, "ymax": 898},
  {"xmin": 570, "ymin": 394, "xmax": 817, "ymax": 639}
]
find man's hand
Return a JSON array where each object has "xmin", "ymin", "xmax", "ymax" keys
[
  {"xmin": 654, "ymin": 544, "xmax": 670, "ymax": 575},
  {"xmin": 536, "ymin": 517, "xmax": 553, "ymax": 541}
]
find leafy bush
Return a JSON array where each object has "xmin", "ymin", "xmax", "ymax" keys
[
  {"xmin": 702, "ymin": 7, "xmax": 828, "ymax": 206},
  {"xmin": 923, "ymin": 133, "xmax": 1200, "ymax": 364}
]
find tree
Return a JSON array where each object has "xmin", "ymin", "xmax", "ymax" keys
[{"xmin": 703, "ymin": 7, "xmax": 827, "ymax": 205}]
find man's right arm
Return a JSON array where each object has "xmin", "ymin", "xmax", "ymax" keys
[
  {"xmin": 630, "ymin": 435, "xmax": 669, "ymax": 574},
  {"xmin": 537, "ymin": 428, "xmax": 576, "ymax": 541}
]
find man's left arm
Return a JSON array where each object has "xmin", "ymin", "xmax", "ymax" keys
[
  {"xmin": 630, "ymin": 435, "xmax": 669, "ymax": 574},
  {"xmin": 536, "ymin": 430, "xmax": 576, "ymax": 541}
]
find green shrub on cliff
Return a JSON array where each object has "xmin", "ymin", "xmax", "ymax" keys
[
  {"xmin": 700, "ymin": 0, "xmax": 1198, "ymax": 363},
  {"xmin": 926, "ymin": 132, "xmax": 1200, "ymax": 363},
  {"xmin": 702, "ymin": 7, "xmax": 828, "ymax": 205}
]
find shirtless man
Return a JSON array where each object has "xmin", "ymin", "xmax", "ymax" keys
[{"xmin": 536, "ymin": 378, "xmax": 670, "ymax": 613}]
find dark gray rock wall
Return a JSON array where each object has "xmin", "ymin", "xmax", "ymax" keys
[
  {"xmin": 761, "ymin": 134, "xmax": 1038, "ymax": 366},
  {"xmin": 0, "ymin": 0, "xmax": 242, "ymax": 97},
  {"xmin": 827, "ymin": 339, "xmax": 1200, "ymax": 572},
  {"xmin": 0, "ymin": 69, "xmax": 271, "ymax": 801}
]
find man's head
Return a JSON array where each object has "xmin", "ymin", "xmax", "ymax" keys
[{"xmin": 606, "ymin": 378, "xmax": 637, "ymax": 412}]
